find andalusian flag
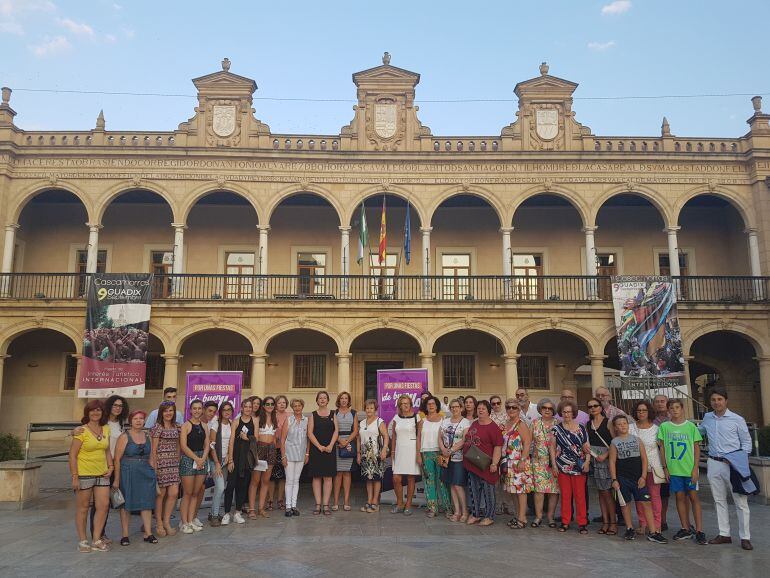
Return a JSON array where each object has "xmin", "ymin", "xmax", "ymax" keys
[
  {"xmin": 378, "ymin": 196, "xmax": 387, "ymax": 265},
  {"xmin": 357, "ymin": 202, "xmax": 368, "ymax": 265}
]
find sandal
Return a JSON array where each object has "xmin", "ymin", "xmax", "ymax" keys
[
  {"xmin": 266, "ymin": 501, "xmax": 273, "ymax": 511},
  {"xmin": 558, "ymin": 524, "xmax": 569, "ymax": 532},
  {"xmin": 606, "ymin": 523, "xmax": 618, "ymax": 536},
  {"xmin": 360, "ymin": 503, "xmax": 371, "ymax": 513},
  {"xmin": 598, "ymin": 523, "xmax": 609, "ymax": 535},
  {"xmin": 450, "ymin": 513, "xmax": 461, "ymax": 522},
  {"xmin": 548, "ymin": 520, "xmax": 557, "ymax": 528},
  {"xmin": 343, "ymin": 505, "xmax": 351, "ymax": 511},
  {"xmin": 259, "ymin": 509, "xmax": 270, "ymax": 518},
  {"xmin": 248, "ymin": 509, "xmax": 257, "ymax": 520},
  {"xmin": 323, "ymin": 505, "xmax": 332, "ymax": 516},
  {"xmin": 313, "ymin": 504, "xmax": 321, "ymax": 515},
  {"xmin": 163, "ymin": 524, "xmax": 176, "ymax": 537},
  {"xmin": 579, "ymin": 525, "xmax": 589, "ymax": 534},
  {"xmin": 119, "ymin": 537, "xmax": 130, "ymax": 546},
  {"xmin": 278, "ymin": 500, "xmax": 285, "ymax": 510},
  {"xmin": 78, "ymin": 540, "xmax": 91, "ymax": 553},
  {"xmin": 508, "ymin": 519, "xmax": 527, "ymax": 529},
  {"xmin": 143, "ymin": 534, "xmax": 159, "ymax": 544},
  {"xmin": 478, "ymin": 518, "xmax": 494, "ymax": 527},
  {"xmin": 530, "ymin": 518, "xmax": 542, "ymax": 528},
  {"xmin": 391, "ymin": 505, "xmax": 404, "ymax": 514},
  {"xmin": 155, "ymin": 525, "xmax": 167, "ymax": 537},
  {"xmin": 370, "ymin": 504, "xmax": 380, "ymax": 512},
  {"xmin": 91, "ymin": 539, "xmax": 109, "ymax": 552},
  {"xmin": 331, "ymin": 505, "xmax": 339, "ymax": 512},
  {"xmin": 459, "ymin": 514, "xmax": 468, "ymax": 523}
]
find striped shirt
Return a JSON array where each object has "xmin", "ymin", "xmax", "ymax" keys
[{"xmin": 284, "ymin": 414, "xmax": 309, "ymax": 462}]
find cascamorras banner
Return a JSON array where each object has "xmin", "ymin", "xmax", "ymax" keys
[
  {"xmin": 611, "ymin": 276, "xmax": 684, "ymax": 379},
  {"xmin": 78, "ymin": 273, "xmax": 153, "ymax": 398}
]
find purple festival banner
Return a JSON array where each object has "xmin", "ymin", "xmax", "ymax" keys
[
  {"xmin": 377, "ymin": 368, "xmax": 428, "ymax": 425},
  {"xmin": 184, "ymin": 371, "xmax": 242, "ymax": 420}
]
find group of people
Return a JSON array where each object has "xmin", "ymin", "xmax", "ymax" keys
[{"xmin": 69, "ymin": 384, "xmax": 755, "ymax": 553}]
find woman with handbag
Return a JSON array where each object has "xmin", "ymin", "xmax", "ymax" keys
[
  {"xmin": 391, "ymin": 394, "xmax": 422, "ymax": 515},
  {"xmin": 418, "ymin": 395, "xmax": 450, "ymax": 517},
  {"xmin": 440, "ymin": 398, "xmax": 471, "ymax": 522},
  {"xmin": 208, "ymin": 401, "xmax": 234, "ymax": 526},
  {"xmin": 308, "ymin": 390, "xmax": 339, "ymax": 515},
  {"xmin": 267, "ymin": 395, "xmax": 289, "ymax": 512},
  {"xmin": 462, "ymin": 400, "xmax": 504, "ymax": 527},
  {"xmin": 502, "ymin": 401, "xmax": 533, "ymax": 529},
  {"xmin": 357, "ymin": 399, "xmax": 389, "ymax": 512},
  {"xmin": 224, "ymin": 398, "xmax": 256, "ymax": 525},
  {"xmin": 332, "ymin": 391, "xmax": 358, "ymax": 512},
  {"xmin": 113, "ymin": 410, "xmax": 158, "ymax": 545},
  {"xmin": 586, "ymin": 397, "xmax": 616, "ymax": 536},
  {"xmin": 629, "ymin": 399, "xmax": 664, "ymax": 536},
  {"xmin": 553, "ymin": 399, "xmax": 591, "ymax": 534}
]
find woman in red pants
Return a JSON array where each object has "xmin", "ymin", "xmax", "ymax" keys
[{"xmin": 553, "ymin": 399, "xmax": 591, "ymax": 534}]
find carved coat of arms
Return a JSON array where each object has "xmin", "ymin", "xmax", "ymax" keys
[
  {"xmin": 535, "ymin": 109, "xmax": 559, "ymax": 141},
  {"xmin": 212, "ymin": 105, "xmax": 236, "ymax": 137},
  {"xmin": 374, "ymin": 102, "xmax": 397, "ymax": 139}
]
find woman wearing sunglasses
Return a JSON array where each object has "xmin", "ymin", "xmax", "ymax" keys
[
  {"xmin": 113, "ymin": 410, "xmax": 158, "ymax": 545},
  {"xmin": 530, "ymin": 398, "xmax": 559, "ymax": 528},
  {"xmin": 586, "ymin": 397, "xmax": 616, "ymax": 536}
]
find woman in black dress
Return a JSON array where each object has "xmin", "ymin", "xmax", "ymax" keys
[{"xmin": 307, "ymin": 390, "xmax": 339, "ymax": 516}]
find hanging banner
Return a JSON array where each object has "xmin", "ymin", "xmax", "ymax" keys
[
  {"xmin": 184, "ymin": 371, "xmax": 243, "ymax": 420},
  {"xmin": 377, "ymin": 368, "xmax": 428, "ymax": 505},
  {"xmin": 78, "ymin": 273, "xmax": 153, "ymax": 398},
  {"xmin": 611, "ymin": 276, "xmax": 684, "ymax": 379}
]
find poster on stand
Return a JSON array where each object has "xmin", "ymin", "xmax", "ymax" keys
[
  {"xmin": 377, "ymin": 368, "xmax": 428, "ymax": 505},
  {"xmin": 184, "ymin": 371, "xmax": 243, "ymax": 420},
  {"xmin": 611, "ymin": 276, "xmax": 684, "ymax": 379},
  {"xmin": 78, "ymin": 273, "xmax": 153, "ymax": 398}
]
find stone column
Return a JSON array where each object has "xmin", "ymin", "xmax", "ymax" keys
[
  {"xmin": 746, "ymin": 228, "xmax": 765, "ymax": 300},
  {"xmin": 336, "ymin": 353, "xmax": 352, "ymax": 391},
  {"xmin": 503, "ymin": 353, "xmax": 520, "ymax": 400},
  {"xmin": 258, "ymin": 225, "xmax": 270, "ymax": 274},
  {"xmin": 171, "ymin": 223, "xmax": 186, "ymax": 297},
  {"xmin": 420, "ymin": 227, "xmax": 432, "ymax": 299},
  {"xmin": 0, "ymin": 354, "xmax": 9, "ymax": 416},
  {"xmin": 161, "ymin": 354, "xmax": 181, "ymax": 389},
  {"xmin": 85, "ymin": 223, "xmax": 102, "ymax": 274},
  {"xmin": 589, "ymin": 354, "xmax": 607, "ymax": 394},
  {"xmin": 251, "ymin": 353, "xmax": 267, "ymax": 397},
  {"xmin": 583, "ymin": 226, "xmax": 598, "ymax": 299},
  {"xmin": 420, "ymin": 352, "xmax": 436, "ymax": 389},
  {"xmin": 501, "ymin": 226, "xmax": 513, "ymax": 299},
  {"xmin": 1, "ymin": 223, "xmax": 18, "ymax": 273},
  {"xmin": 757, "ymin": 357, "xmax": 770, "ymax": 426},
  {"xmin": 339, "ymin": 226, "xmax": 351, "ymax": 299},
  {"xmin": 665, "ymin": 226, "xmax": 681, "ymax": 277}
]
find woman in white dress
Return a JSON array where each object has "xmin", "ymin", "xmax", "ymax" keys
[{"xmin": 390, "ymin": 394, "xmax": 422, "ymax": 515}]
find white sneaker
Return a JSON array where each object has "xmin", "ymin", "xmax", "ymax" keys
[
  {"xmin": 191, "ymin": 518, "xmax": 203, "ymax": 529},
  {"xmin": 221, "ymin": 513, "xmax": 231, "ymax": 525},
  {"xmin": 181, "ymin": 523, "xmax": 194, "ymax": 534},
  {"xmin": 233, "ymin": 512, "xmax": 246, "ymax": 524},
  {"xmin": 191, "ymin": 522, "xmax": 203, "ymax": 532}
]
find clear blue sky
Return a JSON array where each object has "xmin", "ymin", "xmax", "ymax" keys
[{"xmin": 1, "ymin": 0, "xmax": 767, "ymax": 138}]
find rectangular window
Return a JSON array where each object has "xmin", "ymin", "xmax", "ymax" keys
[
  {"xmin": 225, "ymin": 252, "xmax": 255, "ymax": 299},
  {"xmin": 512, "ymin": 253, "xmax": 543, "ymax": 300},
  {"xmin": 369, "ymin": 253, "xmax": 399, "ymax": 298},
  {"xmin": 442, "ymin": 354, "xmax": 475, "ymax": 389},
  {"xmin": 76, "ymin": 249, "xmax": 107, "ymax": 296},
  {"xmin": 441, "ymin": 253, "xmax": 471, "ymax": 300},
  {"xmin": 596, "ymin": 253, "xmax": 617, "ymax": 300},
  {"xmin": 63, "ymin": 355, "xmax": 78, "ymax": 390},
  {"xmin": 150, "ymin": 250, "xmax": 174, "ymax": 299},
  {"xmin": 517, "ymin": 355, "xmax": 548, "ymax": 390},
  {"xmin": 293, "ymin": 354, "xmax": 326, "ymax": 389},
  {"xmin": 218, "ymin": 354, "xmax": 252, "ymax": 388},
  {"xmin": 145, "ymin": 352, "xmax": 165, "ymax": 390},
  {"xmin": 297, "ymin": 252, "xmax": 327, "ymax": 295}
]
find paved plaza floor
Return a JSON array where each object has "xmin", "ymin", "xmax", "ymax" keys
[{"xmin": 0, "ymin": 460, "xmax": 767, "ymax": 577}]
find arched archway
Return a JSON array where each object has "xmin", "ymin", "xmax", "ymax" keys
[
  {"xmin": 676, "ymin": 194, "xmax": 751, "ymax": 276},
  {"xmin": 178, "ymin": 328, "xmax": 254, "ymax": 396},
  {"xmin": 349, "ymin": 328, "xmax": 422, "ymax": 406},
  {"xmin": 689, "ymin": 330, "xmax": 762, "ymax": 424},
  {"xmin": 265, "ymin": 328, "xmax": 340, "ymax": 400},
  {"xmin": 2, "ymin": 329, "xmax": 78, "ymax": 437},
  {"xmin": 594, "ymin": 193, "xmax": 667, "ymax": 278},
  {"xmin": 517, "ymin": 329, "xmax": 591, "ymax": 405},
  {"xmin": 432, "ymin": 329, "xmax": 507, "ymax": 397},
  {"xmin": 13, "ymin": 189, "xmax": 90, "ymax": 275}
]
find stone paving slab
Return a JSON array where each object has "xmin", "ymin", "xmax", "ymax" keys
[{"xmin": 0, "ymin": 461, "xmax": 767, "ymax": 577}]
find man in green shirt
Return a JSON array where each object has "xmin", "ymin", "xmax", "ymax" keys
[{"xmin": 657, "ymin": 399, "xmax": 706, "ymax": 545}]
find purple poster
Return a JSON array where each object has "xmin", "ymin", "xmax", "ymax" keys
[
  {"xmin": 377, "ymin": 368, "xmax": 428, "ymax": 425},
  {"xmin": 184, "ymin": 371, "xmax": 242, "ymax": 420}
]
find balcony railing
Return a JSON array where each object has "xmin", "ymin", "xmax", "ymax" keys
[{"xmin": 0, "ymin": 273, "xmax": 767, "ymax": 303}]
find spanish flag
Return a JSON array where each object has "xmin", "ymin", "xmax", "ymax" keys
[{"xmin": 378, "ymin": 196, "xmax": 387, "ymax": 265}]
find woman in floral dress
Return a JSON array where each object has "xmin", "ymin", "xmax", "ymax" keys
[
  {"xmin": 150, "ymin": 400, "xmax": 181, "ymax": 536},
  {"xmin": 530, "ymin": 398, "xmax": 560, "ymax": 528},
  {"xmin": 357, "ymin": 399, "xmax": 389, "ymax": 512},
  {"xmin": 502, "ymin": 401, "xmax": 533, "ymax": 528}
]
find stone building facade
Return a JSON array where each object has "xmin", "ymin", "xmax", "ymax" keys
[{"xmin": 1, "ymin": 56, "xmax": 769, "ymax": 436}]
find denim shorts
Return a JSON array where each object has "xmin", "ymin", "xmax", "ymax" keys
[
  {"xmin": 669, "ymin": 475, "xmax": 698, "ymax": 494},
  {"xmin": 618, "ymin": 476, "xmax": 650, "ymax": 503}
]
